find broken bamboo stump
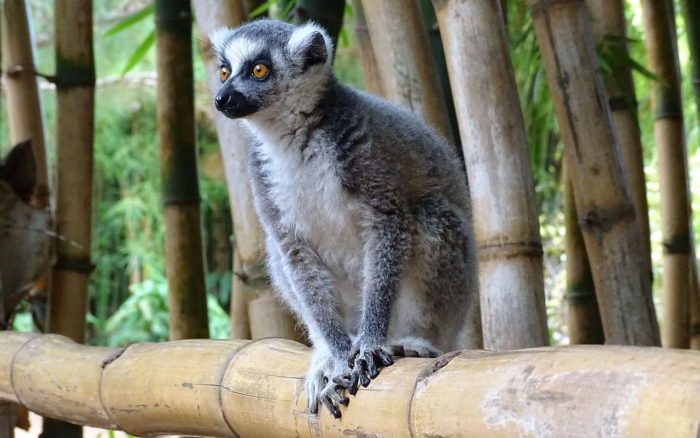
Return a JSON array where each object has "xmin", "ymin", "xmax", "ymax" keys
[{"xmin": 0, "ymin": 332, "xmax": 699, "ymax": 437}]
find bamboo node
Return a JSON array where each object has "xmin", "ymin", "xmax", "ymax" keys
[
  {"xmin": 662, "ymin": 236, "xmax": 691, "ymax": 254},
  {"xmin": 101, "ymin": 349, "xmax": 126, "ymax": 369},
  {"xmin": 53, "ymin": 257, "xmax": 95, "ymax": 274}
]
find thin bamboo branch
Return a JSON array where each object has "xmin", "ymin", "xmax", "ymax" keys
[
  {"xmin": 640, "ymin": 0, "xmax": 693, "ymax": 348},
  {"xmin": 1, "ymin": 0, "xmax": 50, "ymax": 208},
  {"xmin": 528, "ymin": 0, "xmax": 660, "ymax": 345},
  {"xmin": 155, "ymin": 0, "xmax": 209, "ymax": 340},
  {"xmin": 433, "ymin": 0, "xmax": 546, "ymax": 350},
  {"xmin": 1, "ymin": 332, "xmax": 699, "ymax": 437},
  {"xmin": 360, "ymin": 0, "xmax": 454, "ymax": 141}
]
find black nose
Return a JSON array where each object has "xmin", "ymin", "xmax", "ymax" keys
[{"xmin": 215, "ymin": 92, "xmax": 231, "ymax": 111}]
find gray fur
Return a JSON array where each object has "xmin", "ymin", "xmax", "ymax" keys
[{"xmin": 210, "ymin": 19, "xmax": 477, "ymax": 418}]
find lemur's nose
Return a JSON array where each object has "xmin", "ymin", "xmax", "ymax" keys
[{"xmin": 215, "ymin": 92, "xmax": 231, "ymax": 110}]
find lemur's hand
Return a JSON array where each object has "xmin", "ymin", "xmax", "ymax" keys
[
  {"xmin": 306, "ymin": 352, "xmax": 352, "ymax": 418},
  {"xmin": 347, "ymin": 341, "xmax": 394, "ymax": 395}
]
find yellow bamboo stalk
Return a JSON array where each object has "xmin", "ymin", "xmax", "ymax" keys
[
  {"xmin": 192, "ymin": 0, "xmax": 301, "ymax": 341},
  {"xmin": 1, "ymin": 332, "xmax": 700, "ymax": 437},
  {"xmin": 1, "ymin": 0, "xmax": 50, "ymax": 208},
  {"xmin": 528, "ymin": 0, "xmax": 660, "ymax": 346},
  {"xmin": 349, "ymin": 0, "xmax": 384, "ymax": 96},
  {"xmin": 641, "ymin": 0, "xmax": 694, "ymax": 349},
  {"xmin": 565, "ymin": 175, "xmax": 604, "ymax": 344},
  {"xmin": 585, "ymin": 0, "xmax": 652, "ymax": 283},
  {"xmin": 433, "ymin": 0, "xmax": 547, "ymax": 350},
  {"xmin": 48, "ymin": 0, "xmax": 95, "ymax": 344},
  {"xmin": 360, "ymin": 0, "xmax": 454, "ymax": 140}
]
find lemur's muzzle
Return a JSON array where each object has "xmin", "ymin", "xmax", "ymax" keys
[{"xmin": 214, "ymin": 86, "xmax": 258, "ymax": 119}]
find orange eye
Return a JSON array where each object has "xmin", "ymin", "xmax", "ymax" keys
[
  {"xmin": 219, "ymin": 66, "xmax": 230, "ymax": 82},
  {"xmin": 252, "ymin": 63, "xmax": 269, "ymax": 79}
]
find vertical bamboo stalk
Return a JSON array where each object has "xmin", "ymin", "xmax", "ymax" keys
[
  {"xmin": 691, "ymin": 269, "xmax": 700, "ymax": 349},
  {"xmin": 585, "ymin": 0, "xmax": 652, "ymax": 284},
  {"xmin": 1, "ymin": 0, "xmax": 49, "ymax": 208},
  {"xmin": 528, "ymin": 0, "xmax": 660, "ymax": 346},
  {"xmin": 349, "ymin": 0, "xmax": 383, "ymax": 96},
  {"xmin": 681, "ymin": 0, "xmax": 700, "ymax": 351},
  {"xmin": 192, "ymin": 0, "xmax": 301, "ymax": 341},
  {"xmin": 45, "ymin": 1, "xmax": 95, "ymax": 436},
  {"xmin": 360, "ymin": 0, "xmax": 454, "ymax": 141},
  {"xmin": 432, "ymin": 0, "xmax": 546, "ymax": 350},
  {"xmin": 48, "ymin": 0, "xmax": 95, "ymax": 344},
  {"xmin": 641, "ymin": 0, "xmax": 692, "ymax": 348},
  {"xmin": 155, "ymin": 0, "xmax": 209, "ymax": 340},
  {"xmin": 681, "ymin": 0, "xmax": 700, "ymax": 125},
  {"xmin": 565, "ymin": 175, "xmax": 604, "ymax": 344}
]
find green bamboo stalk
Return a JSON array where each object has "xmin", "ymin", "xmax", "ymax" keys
[
  {"xmin": 155, "ymin": 0, "xmax": 209, "ymax": 340},
  {"xmin": 682, "ymin": 0, "xmax": 700, "ymax": 125}
]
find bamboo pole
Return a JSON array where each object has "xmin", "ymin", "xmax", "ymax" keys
[
  {"xmin": 46, "ymin": 3, "xmax": 96, "ymax": 435},
  {"xmin": 585, "ymin": 0, "xmax": 652, "ymax": 284},
  {"xmin": 1, "ymin": 332, "xmax": 700, "ymax": 437},
  {"xmin": 155, "ymin": 0, "xmax": 209, "ymax": 340},
  {"xmin": 640, "ymin": 0, "xmax": 693, "ymax": 348},
  {"xmin": 349, "ymin": 0, "xmax": 383, "ymax": 96},
  {"xmin": 528, "ymin": 0, "xmax": 660, "ymax": 346},
  {"xmin": 565, "ymin": 176, "xmax": 604, "ymax": 344},
  {"xmin": 433, "ymin": 0, "xmax": 546, "ymax": 350},
  {"xmin": 48, "ymin": 0, "xmax": 95, "ymax": 344},
  {"xmin": 360, "ymin": 0, "xmax": 454, "ymax": 141},
  {"xmin": 682, "ymin": 0, "xmax": 700, "ymax": 125},
  {"xmin": 681, "ymin": 0, "xmax": 700, "ymax": 351},
  {"xmin": 1, "ymin": 0, "xmax": 50, "ymax": 208},
  {"xmin": 192, "ymin": 0, "xmax": 301, "ymax": 341}
]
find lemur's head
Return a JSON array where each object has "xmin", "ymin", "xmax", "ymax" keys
[{"xmin": 209, "ymin": 20, "xmax": 334, "ymax": 120}]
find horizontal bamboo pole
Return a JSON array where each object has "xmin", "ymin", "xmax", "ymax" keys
[{"xmin": 1, "ymin": 332, "xmax": 699, "ymax": 437}]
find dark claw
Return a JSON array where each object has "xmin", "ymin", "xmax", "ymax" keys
[
  {"xmin": 348, "ymin": 350, "xmax": 359, "ymax": 368},
  {"xmin": 377, "ymin": 350, "xmax": 394, "ymax": 366},
  {"xmin": 349, "ymin": 372, "xmax": 359, "ymax": 395},
  {"xmin": 366, "ymin": 352, "xmax": 379, "ymax": 379},
  {"xmin": 322, "ymin": 397, "xmax": 341, "ymax": 419},
  {"xmin": 338, "ymin": 396, "xmax": 350, "ymax": 406},
  {"xmin": 359, "ymin": 369, "xmax": 371, "ymax": 387},
  {"xmin": 404, "ymin": 349, "xmax": 419, "ymax": 357},
  {"xmin": 428, "ymin": 350, "xmax": 439, "ymax": 358}
]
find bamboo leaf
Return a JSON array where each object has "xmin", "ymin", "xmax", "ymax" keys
[
  {"xmin": 121, "ymin": 29, "xmax": 156, "ymax": 76},
  {"xmin": 249, "ymin": 0, "xmax": 272, "ymax": 18},
  {"xmin": 104, "ymin": 4, "xmax": 154, "ymax": 37}
]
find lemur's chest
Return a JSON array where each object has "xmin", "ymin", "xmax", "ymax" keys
[{"xmin": 259, "ymin": 141, "xmax": 364, "ymax": 278}]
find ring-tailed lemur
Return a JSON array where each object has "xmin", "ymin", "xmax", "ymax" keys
[{"xmin": 210, "ymin": 19, "xmax": 477, "ymax": 418}]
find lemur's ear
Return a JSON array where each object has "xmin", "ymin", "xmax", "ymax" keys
[
  {"xmin": 287, "ymin": 22, "xmax": 333, "ymax": 70},
  {"xmin": 0, "ymin": 140, "xmax": 36, "ymax": 203}
]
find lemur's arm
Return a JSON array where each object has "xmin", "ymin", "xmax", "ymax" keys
[
  {"xmin": 248, "ymin": 148, "xmax": 352, "ymax": 358},
  {"xmin": 345, "ymin": 161, "xmax": 411, "ymax": 393},
  {"xmin": 276, "ymin": 232, "xmax": 353, "ymax": 356}
]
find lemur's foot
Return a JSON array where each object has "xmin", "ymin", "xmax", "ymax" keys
[
  {"xmin": 306, "ymin": 353, "xmax": 351, "ymax": 419},
  {"xmin": 389, "ymin": 337, "xmax": 442, "ymax": 358},
  {"xmin": 347, "ymin": 342, "xmax": 394, "ymax": 395}
]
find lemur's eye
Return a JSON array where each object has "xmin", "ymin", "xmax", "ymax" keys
[
  {"xmin": 219, "ymin": 66, "xmax": 230, "ymax": 82},
  {"xmin": 252, "ymin": 63, "xmax": 269, "ymax": 80}
]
